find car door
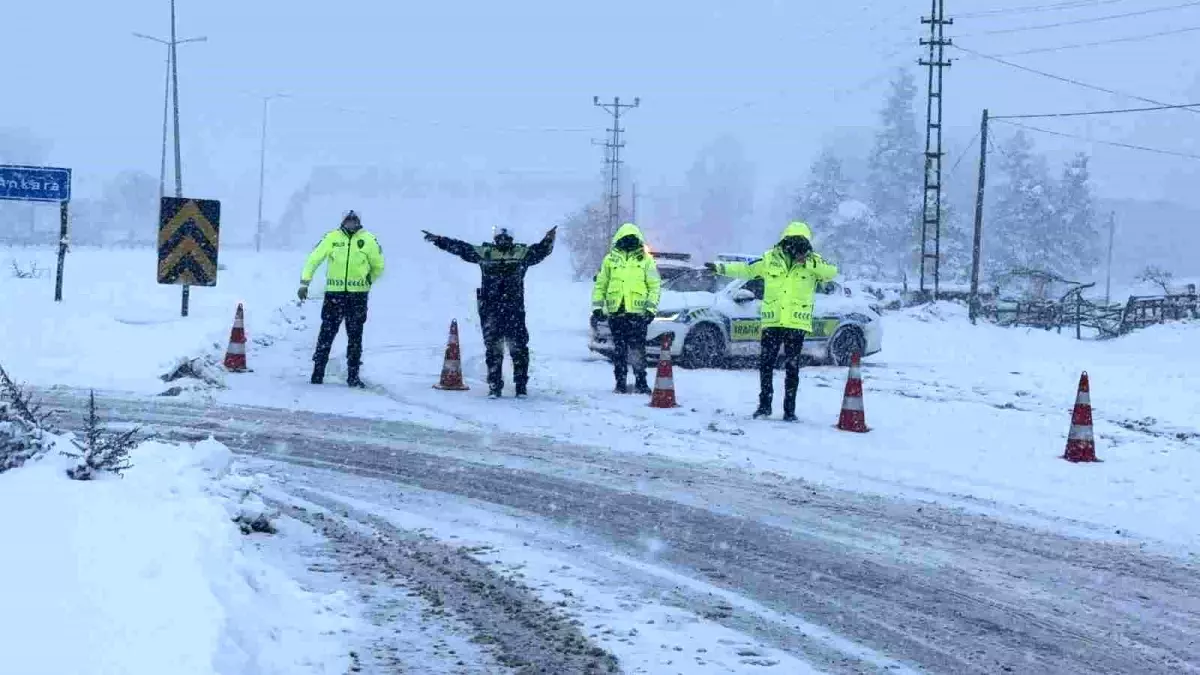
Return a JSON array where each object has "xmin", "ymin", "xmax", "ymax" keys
[{"xmin": 727, "ymin": 278, "xmax": 765, "ymax": 357}]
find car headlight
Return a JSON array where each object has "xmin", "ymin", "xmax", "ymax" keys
[{"xmin": 655, "ymin": 311, "xmax": 681, "ymax": 322}]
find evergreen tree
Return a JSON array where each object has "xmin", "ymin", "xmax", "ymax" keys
[
  {"xmin": 987, "ymin": 131, "xmax": 1057, "ymax": 276},
  {"xmin": 792, "ymin": 147, "xmax": 849, "ymax": 231},
  {"xmin": 866, "ymin": 69, "xmax": 923, "ymax": 276},
  {"xmin": 1049, "ymin": 152, "xmax": 1102, "ymax": 278},
  {"xmin": 679, "ymin": 135, "xmax": 756, "ymax": 259}
]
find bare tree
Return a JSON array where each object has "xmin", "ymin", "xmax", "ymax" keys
[{"xmin": 1136, "ymin": 265, "xmax": 1175, "ymax": 295}]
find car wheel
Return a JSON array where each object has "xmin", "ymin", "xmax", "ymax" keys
[
  {"xmin": 829, "ymin": 326, "xmax": 866, "ymax": 366},
  {"xmin": 681, "ymin": 324, "xmax": 726, "ymax": 369}
]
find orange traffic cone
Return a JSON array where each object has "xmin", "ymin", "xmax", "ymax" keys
[
  {"xmin": 648, "ymin": 334, "xmax": 679, "ymax": 409},
  {"xmin": 835, "ymin": 352, "xmax": 869, "ymax": 432},
  {"xmin": 433, "ymin": 320, "xmax": 470, "ymax": 391},
  {"xmin": 1063, "ymin": 371, "xmax": 1100, "ymax": 462},
  {"xmin": 223, "ymin": 303, "xmax": 249, "ymax": 372}
]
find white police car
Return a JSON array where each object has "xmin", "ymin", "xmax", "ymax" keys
[{"xmin": 589, "ymin": 257, "xmax": 883, "ymax": 368}]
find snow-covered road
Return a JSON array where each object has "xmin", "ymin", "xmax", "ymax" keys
[{"xmin": 43, "ymin": 389, "xmax": 1200, "ymax": 675}]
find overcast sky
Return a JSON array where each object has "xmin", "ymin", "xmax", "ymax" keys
[{"xmin": 4, "ymin": 0, "xmax": 1198, "ymax": 241}]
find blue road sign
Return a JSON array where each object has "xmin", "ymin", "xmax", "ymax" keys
[{"xmin": 0, "ymin": 164, "xmax": 72, "ymax": 203}]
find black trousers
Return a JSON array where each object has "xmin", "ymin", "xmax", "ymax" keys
[
  {"xmin": 608, "ymin": 313, "xmax": 650, "ymax": 384},
  {"xmin": 479, "ymin": 298, "xmax": 529, "ymax": 391},
  {"xmin": 313, "ymin": 292, "xmax": 368, "ymax": 375},
  {"xmin": 759, "ymin": 327, "xmax": 805, "ymax": 414}
]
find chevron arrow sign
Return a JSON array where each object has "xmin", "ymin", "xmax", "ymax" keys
[{"xmin": 158, "ymin": 197, "xmax": 221, "ymax": 287}]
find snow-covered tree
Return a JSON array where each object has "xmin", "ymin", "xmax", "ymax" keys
[
  {"xmin": 62, "ymin": 390, "xmax": 137, "ymax": 481},
  {"xmin": 1049, "ymin": 152, "xmax": 1102, "ymax": 278},
  {"xmin": 987, "ymin": 131, "xmax": 1058, "ymax": 276},
  {"xmin": 792, "ymin": 147, "xmax": 849, "ymax": 231},
  {"xmin": 866, "ymin": 69, "xmax": 923, "ymax": 274},
  {"xmin": 677, "ymin": 135, "xmax": 756, "ymax": 258},
  {"xmin": 560, "ymin": 199, "xmax": 630, "ymax": 281},
  {"xmin": 0, "ymin": 364, "xmax": 55, "ymax": 474}
]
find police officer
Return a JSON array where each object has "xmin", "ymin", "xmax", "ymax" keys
[
  {"xmin": 422, "ymin": 226, "xmax": 556, "ymax": 398},
  {"xmin": 298, "ymin": 210, "xmax": 386, "ymax": 388},
  {"xmin": 707, "ymin": 221, "xmax": 837, "ymax": 421},
  {"xmin": 592, "ymin": 223, "xmax": 662, "ymax": 394}
]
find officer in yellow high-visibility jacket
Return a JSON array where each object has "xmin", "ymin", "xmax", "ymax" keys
[
  {"xmin": 708, "ymin": 221, "xmax": 837, "ymax": 421},
  {"xmin": 592, "ymin": 223, "xmax": 661, "ymax": 394},
  {"xmin": 298, "ymin": 210, "xmax": 385, "ymax": 387}
]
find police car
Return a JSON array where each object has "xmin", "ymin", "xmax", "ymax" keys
[{"xmin": 589, "ymin": 254, "xmax": 883, "ymax": 368}]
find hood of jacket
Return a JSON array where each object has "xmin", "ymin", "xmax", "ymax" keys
[{"xmin": 611, "ymin": 222, "xmax": 646, "ymax": 246}]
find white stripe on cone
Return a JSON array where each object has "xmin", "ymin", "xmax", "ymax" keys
[
  {"xmin": 655, "ymin": 377, "xmax": 674, "ymax": 389},
  {"xmin": 1068, "ymin": 424, "xmax": 1094, "ymax": 441},
  {"xmin": 840, "ymin": 397, "xmax": 864, "ymax": 411},
  {"xmin": 1075, "ymin": 392, "xmax": 1091, "ymax": 405},
  {"xmin": 226, "ymin": 342, "xmax": 246, "ymax": 355}
]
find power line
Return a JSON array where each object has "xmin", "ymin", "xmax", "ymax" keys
[
  {"xmin": 957, "ymin": 0, "xmax": 1128, "ymax": 19},
  {"xmin": 992, "ymin": 24, "xmax": 1200, "ymax": 55},
  {"xmin": 994, "ymin": 101, "xmax": 1200, "ymax": 119},
  {"xmin": 950, "ymin": 44, "xmax": 1200, "ymax": 116},
  {"xmin": 993, "ymin": 118, "xmax": 1200, "ymax": 160},
  {"xmin": 956, "ymin": 0, "xmax": 1200, "ymax": 36}
]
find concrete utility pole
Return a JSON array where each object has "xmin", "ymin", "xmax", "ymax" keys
[
  {"xmin": 969, "ymin": 109, "xmax": 989, "ymax": 325},
  {"xmin": 593, "ymin": 96, "xmax": 640, "ymax": 240},
  {"xmin": 132, "ymin": 31, "xmax": 206, "ymax": 208},
  {"xmin": 919, "ymin": 0, "xmax": 953, "ymax": 300},
  {"xmin": 256, "ymin": 93, "xmax": 288, "ymax": 253}
]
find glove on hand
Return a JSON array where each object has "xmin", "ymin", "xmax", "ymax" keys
[
  {"xmin": 297, "ymin": 284, "xmax": 309, "ymax": 301},
  {"xmin": 592, "ymin": 309, "xmax": 605, "ymax": 321},
  {"xmin": 703, "ymin": 262, "xmax": 719, "ymax": 273}
]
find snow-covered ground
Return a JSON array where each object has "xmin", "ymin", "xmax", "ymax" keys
[
  {"xmin": 0, "ymin": 435, "xmax": 359, "ymax": 675},
  {"xmin": 3, "ymin": 243, "xmax": 1199, "ymax": 556}
]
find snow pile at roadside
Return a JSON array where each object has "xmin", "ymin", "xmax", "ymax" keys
[{"xmin": 0, "ymin": 436, "xmax": 357, "ymax": 675}]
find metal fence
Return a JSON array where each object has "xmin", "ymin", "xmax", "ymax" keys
[{"xmin": 986, "ymin": 284, "xmax": 1198, "ymax": 339}]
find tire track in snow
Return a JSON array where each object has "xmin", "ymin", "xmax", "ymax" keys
[
  {"xmin": 44, "ymin": 391, "xmax": 1200, "ymax": 674},
  {"xmin": 270, "ymin": 491, "xmax": 621, "ymax": 675}
]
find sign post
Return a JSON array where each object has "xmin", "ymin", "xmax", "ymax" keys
[
  {"xmin": 157, "ymin": 196, "xmax": 220, "ymax": 316},
  {"xmin": 0, "ymin": 164, "xmax": 72, "ymax": 301}
]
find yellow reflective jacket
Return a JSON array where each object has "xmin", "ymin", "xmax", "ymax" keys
[
  {"xmin": 301, "ymin": 227, "xmax": 385, "ymax": 293},
  {"xmin": 715, "ymin": 222, "xmax": 838, "ymax": 332},
  {"xmin": 591, "ymin": 223, "xmax": 662, "ymax": 315}
]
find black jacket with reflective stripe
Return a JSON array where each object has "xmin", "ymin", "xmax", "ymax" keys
[{"xmin": 432, "ymin": 233, "xmax": 554, "ymax": 311}]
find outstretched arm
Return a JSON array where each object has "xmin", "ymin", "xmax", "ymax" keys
[
  {"xmin": 808, "ymin": 252, "xmax": 838, "ymax": 282},
  {"xmin": 713, "ymin": 257, "xmax": 766, "ymax": 280},
  {"xmin": 524, "ymin": 226, "xmax": 557, "ymax": 267},
  {"xmin": 423, "ymin": 231, "xmax": 482, "ymax": 263}
]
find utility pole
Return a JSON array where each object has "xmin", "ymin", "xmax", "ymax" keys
[
  {"xmin": 256, "ymin": 93, "xmax": 288, "ymax": 253},
  {"xmin": 593, "ymin": 96, "xmax": 640, "ymax": 240},
  {"xmin": 919, "ymin": 0, "xmax": 952, "ymax": 300},
  {"xmin": 631, "ymin": 181, "xmax": 638, "ymax": 223},
  {"xmin": 969, "ymin": 109, "xmax": 989, "ymax": 325},
  {"xmin": 1104, "ymin": 211, "xmax": 1116, "ymax": 305}
]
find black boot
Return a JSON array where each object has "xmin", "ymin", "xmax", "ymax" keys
[
  {"xmin": 488, "ymin": 386, "xmax": 503, "ymax": 399},
  {"xmin": 633, "ymin": 375, "xmax": 651, "ymax": 395},
  {"xmin": 514, "ymin": 382, "xmax": 527, "ymax": 398},
  {"xmin": 614, "ymin": 379, "xmax": 628, "ymax": 394},
  {"xmin": 753, "ymin": 394, "xmax": 772, "ymax": 419},
  {"xmin": 311, "ymin": 362, "xmax": 325, "ymax": 385},
  {"xmin": 781, "ymin": 412, "xmax": 798, "ymax": 422},
  {"xmin": 346, "ymin": 364, "xmax": 365, "ymax": 388}
]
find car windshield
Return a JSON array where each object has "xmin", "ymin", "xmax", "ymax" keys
[{"xmin": 663, "ymin": 269, "xmax": 732, "ymax": 293}]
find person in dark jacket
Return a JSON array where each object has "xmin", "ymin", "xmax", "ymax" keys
[{"xmin": 422, "ymin": 226, "xmax": 556, "ymax": 398}]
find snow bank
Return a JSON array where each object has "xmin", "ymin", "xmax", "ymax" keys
[{"xmin": 0, "ymin": 437, "xmax": 355, "ymax": 675}]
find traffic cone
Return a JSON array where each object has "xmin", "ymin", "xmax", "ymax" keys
[
  {"xmin": 1063, "ymin": 371, "xmax": 1100, "ymax": 462},
  {"xmin": 433, "ymin": 320, "xmax": 470, "ymax": 391},
  {"xmin": 648, "ymin": 334, "xmax": 679, "ymax": 409},
  {"xmin": 835, "ymin": 352, "xmax": 869, "ymax": 432},
  {"xmin": 223, "ymin": 303, "xmax": 249, "ymax": 372}
]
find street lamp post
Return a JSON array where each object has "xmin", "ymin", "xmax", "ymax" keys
[
  {"xmin": 132, "ymin": 32, "xmax": 206, "ymax": 207},
  {"xmin": 256, "ymin": 93, "xmax": 288, "ymax": 253}
]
